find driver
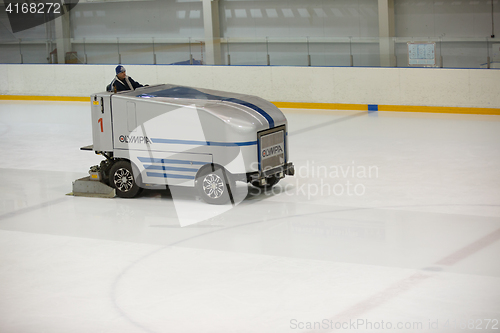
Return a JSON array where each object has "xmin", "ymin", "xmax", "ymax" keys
[{"xmin": 107, "ymin": 65, "xmax": 145, "ymax": 92}]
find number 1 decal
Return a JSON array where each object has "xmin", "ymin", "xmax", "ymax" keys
[{"xmin": 98, "ymin": 118, "xmax": 103, "ymax": 132}]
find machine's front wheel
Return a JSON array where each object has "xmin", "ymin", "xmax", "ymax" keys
[
  {"xmin": 195, "ymin": 165, "xmax": 234, "ymax": 205},
  {"xmin": 109, "ymin": 160, "xmax": 142, "ymax": 198}
]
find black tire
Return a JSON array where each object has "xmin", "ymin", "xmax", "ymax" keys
[
  {"xmin": 251, "ymin": 175, "xmax": 280, "ymax": 189},
  {"xmin": 109, "ymin": 160, "xmax": 142, "ymax": 198},
  {"xmin": 195, "ymin": 164, "xmax": 235, "ymax": 205}
]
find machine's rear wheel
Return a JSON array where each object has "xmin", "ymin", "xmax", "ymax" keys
[{"xmin": 109, "ymin": 160, "xmax": 142, "ymax": 198}]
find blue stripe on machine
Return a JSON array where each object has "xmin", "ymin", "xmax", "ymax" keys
[
  {"xmin": 224, "ymin": 98, "xmax": 275, "ymax": 128},
  {"xmin": 150, "ymin": 138, "xmax": 257, "ymax": 146},
  {"xmin": 137, "ymin": 157, "xmax": 207, "ymax": 165},
  {"xmin": 146, "ymin": 172, "xmax": 195, "ymax": 180},
  {"xmin": 137, "ymin": 86, "xmax": 275, "ymax": 128},
  {"xmin": 143, "ymin": 164, "xmax": 199, "ymax": 173}
]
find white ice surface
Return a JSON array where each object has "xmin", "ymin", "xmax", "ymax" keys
[{"xmin": 0, "ymin": 101, "xmax": 499, "ymax": 333}]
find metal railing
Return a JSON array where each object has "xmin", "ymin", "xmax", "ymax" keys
[{"xmin": 1, "ymin": 36, "xmax": 499, "ymax": 69}]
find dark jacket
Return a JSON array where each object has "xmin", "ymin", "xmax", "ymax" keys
[{"xmin": 107, "ymin": 75, "xmax": 143, "ymax": 92}]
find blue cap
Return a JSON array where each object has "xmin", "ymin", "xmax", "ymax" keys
[{"xmin": 115, "ymin": 65, "xmax": 125, "ymax": 74}]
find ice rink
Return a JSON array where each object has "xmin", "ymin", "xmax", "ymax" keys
[{"xmin": 0, "ymin": 101, "xmax": 499, "ymax": 333}]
